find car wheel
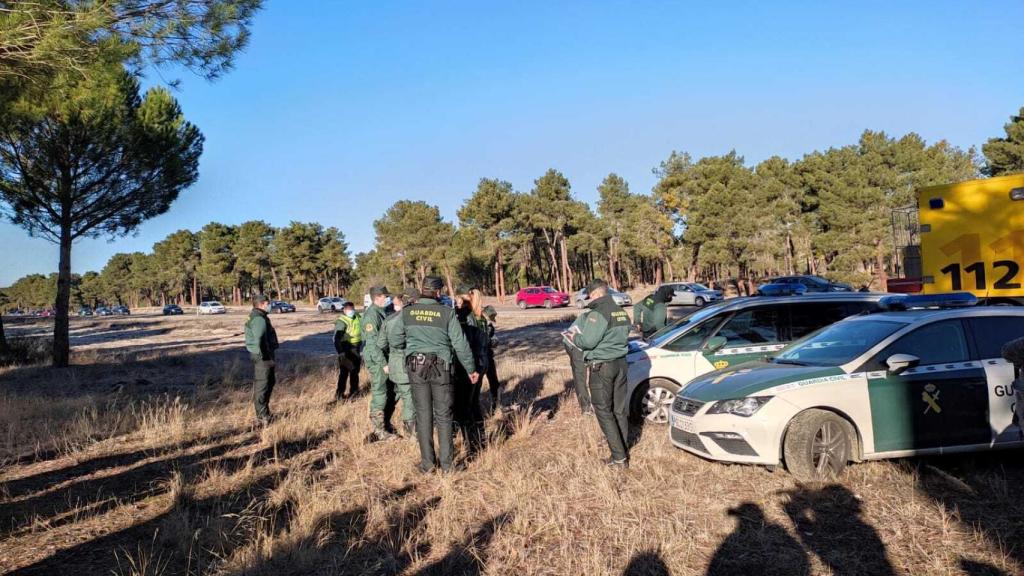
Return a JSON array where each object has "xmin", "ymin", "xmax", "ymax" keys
[
  {"xmin": 783, "ymin": 409, "xmax": 851, "ymax": 481},
  {"xmin": 544, "ymin": 299, "xmax": 553, "ymax": 309},
  {"xmin": 517, "ymin": 300, "xmax": 527, "ymax": 310},
  {"xmin": 694, "ymin": 296, "xmax": 706, "ymax": 308},
  {"xmin": 630, "ymin": 378, "xmax": 680, "ymax": 425}
]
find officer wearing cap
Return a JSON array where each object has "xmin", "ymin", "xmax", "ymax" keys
[
  {"xmin": 333, "ymin": 300, "xmax": 362, "ymax": 401},
  {"xmin": 244, "ymin": 294, "xmax": 279, "ymax": 426},
  {"xmin": 482, "ymin": 305, "xmax": 502, "ymax": 412},
  {"xmin": 633, "ymin": 285, "xmax": 673, "ymax": 339},
  {"xmin": 567, "ymin": 279, "xmax": 632, "ymax": 467},
  {"xmin": 394, "ymin": 276, "xmax": 478, "ymax": 473},
  {"xmin": 377, "ymin": 287, "xmax": 420, "ymax": 438},
  {"xmin": 363, "ymin": 286, "xmax": 395, "ymax": 441}
]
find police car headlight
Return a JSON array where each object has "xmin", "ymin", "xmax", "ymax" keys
[{"xmin": 707, "ymin": 396, "xmax": 772, "ymax": 417}]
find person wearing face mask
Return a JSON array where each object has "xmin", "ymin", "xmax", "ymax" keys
[
  {"xmin": 363, "ymin": 286, "xmax": 396, "ymax": 441},
  {"xmin": 378, "ymin": 287, "xmax": 419, "ymax": 438},
  {"xmin": 333, "ymin": 301, "xmax": 363, "ymax": 401},
  {"xmin": 452, "ymin": 285, "xmax": 490, "ymax": 453}
]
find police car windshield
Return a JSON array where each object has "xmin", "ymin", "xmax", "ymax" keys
[
  {"xmin": 775, "ymin": 319, "xmax": 904, "ymax": 366},
  {"xmin": 647, "ymin": 301, "xmax": 731, "ymax": 346}
]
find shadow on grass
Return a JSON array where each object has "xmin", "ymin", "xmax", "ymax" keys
[
  {"xmin": 413, "ymin": 511, "xmax": 513, "ymax": 576},
  {"xmin": 622, "ymin": 549, "xmax": 671, "ymax": 575},
  {"xmin": 6, "ymin": 431, "xmax": 335, "ymax": 575},
  {"xmin": 706, "ymin": 502, "xmax": 808, "ymax": 576}
]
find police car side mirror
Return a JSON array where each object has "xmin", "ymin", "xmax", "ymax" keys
[
  {"xmin": 705, "ymin": 336, "xmax": 728, "ymax": 354},
  {"xmin": 885, "ymin": 353, "xmax": 919, "ymax": 375}
]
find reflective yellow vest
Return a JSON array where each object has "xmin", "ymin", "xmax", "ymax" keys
[{"xmin": 336, "ymin": 313, "xmax": 362, "ymax": 345}]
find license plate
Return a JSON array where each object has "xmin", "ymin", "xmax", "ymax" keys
[{"xmin": 672, "ymin": 416, "xmax": 695, "ymax": 433}]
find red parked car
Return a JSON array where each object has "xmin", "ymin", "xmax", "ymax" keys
[{"xmin": 515, "ymin": 286, "xmax": 570, "ymax": 309}]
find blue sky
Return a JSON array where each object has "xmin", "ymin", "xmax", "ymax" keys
[{"xmin": 2, "ymin": 0, "xmax": 1022, "ymax": 285}]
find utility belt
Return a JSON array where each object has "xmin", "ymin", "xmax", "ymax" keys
[
  {"xmin": 406, "ymin": 352, "xmax": 451, "ymax": 384},
  {"xmin": 586, "ymin": 357, "xmax": 625, "ymax": 370}
]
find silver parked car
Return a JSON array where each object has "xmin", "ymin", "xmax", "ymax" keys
[
  {"xmin": 317, "ymin": 297, "xmax": 346, "ymax": 313},
  {"xmin": 575, "ymin": 287, "xmax": 632, "ymax": 308},
  {"xmin": 659, "ymin": 282, "xmax": 723, "ymax": 307}
]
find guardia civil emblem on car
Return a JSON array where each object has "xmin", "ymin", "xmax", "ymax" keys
[{"xmin": 668, "ymin": 294, "xmax": 1024, "ymax": 481}]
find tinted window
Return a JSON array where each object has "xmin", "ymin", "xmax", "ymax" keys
[
  {"xmin": 779, "ymin": 319, "xmax": 904, "ymax": 367},
  {"xmin": 877, "ymin": 319, "xmax": 969, "ymax": 367},
  {"xmin": 787, "ymin": 302, "xmax": 875, "ymax": 340},
  {"xmin": 663, "ymin": 318, "xmax": 724, "ymax": 352},
  {"xmin": 716, "ymin": 307, "xmax": 781, "ymax": 347},
  {"xmin": 968, "ymin": 316, "xmax": 1024, "ymax": 359}
]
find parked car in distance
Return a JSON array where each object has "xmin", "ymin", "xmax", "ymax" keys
[
  {"xmin": 270, "ymin": 300, "xmax": 296, "ymax": 313},
  {"xmin": 317, "ymin": 297, "xmax": 346, "ymax": 313},
  {"xmin": 669, "ymin": 293, "xmax": 1024, "ymax": 481},
  {"xmin": 660, "ymin": 282, "xmax": 724, "ymax": 307},
  {"xmin": 627, "ymin": 292, "xmax": 887, "ymax": 426},
  {"xmin": 515, "ymin": 286, "xmax": 571, "ymax": 309},
  {"xmin": 198, "ymin": 301, "xmax": 226, "ymax": 315},
  {"xmin": 94, "ymin": 306, "xmax": 112, "ymax": 316},
  {"xmin": 77, "ymin": 307, "xmax": 93, "ymax": 316},
  {"xmin": 575, "ymin": 287, "xmax": 632, "ymax": 308},
  {"xmin": 111, "ymin": 305, "xmax": 130, "ymax": 315},
  {"xmin": 761, "ymin": 275, "xmax": 852, "ymax": 294},
  {"xmin": 756, "ymin": 282, "xmax": 807, "ymax": 297},
  {"xmin": 162, "ymin": 304, "xmax": 184, "ymax": 315}
]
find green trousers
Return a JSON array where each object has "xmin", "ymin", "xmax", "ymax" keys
[{"xmin": 368, "ymin": 362, "xmax": 389, "ymax": 414}]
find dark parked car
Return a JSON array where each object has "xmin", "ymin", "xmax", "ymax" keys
[
  {"xmin": 270, "ymin": 300, "xmax": 296, "ymax": 313},
  {"xmin": 95, "ymin": 306, "xmax": 113, "ymax": 316},
  {"xmin": 111, "ymin": 305, "xmax": 131, "ymax": 315},
  {"xmin": 759, "ymin": 275, "xmax": 851, "ymax": 295},
  {"xmin": 163, "ymin": 304, "xmax": 184, "ymax": 315},
  {"xmin": 77, "ymin": 307, "xmax": 93, "ymax": 316}
]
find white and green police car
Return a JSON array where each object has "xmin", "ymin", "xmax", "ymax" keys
[
  {"xmin": 627, "ymin": 293, "xmax": 885, "ymax": 425},
  {"xmin": 668, "ymin": 294, "xmax": 1024, "ymax": 480}
]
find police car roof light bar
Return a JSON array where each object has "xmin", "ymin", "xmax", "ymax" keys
[{"xmin": 878, "ymin": 292, "xmax": 977, "ymax": 311}]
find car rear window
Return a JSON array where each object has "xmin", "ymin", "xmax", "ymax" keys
[
  {"xmin": 716, "ymin": 307, "xmax": 781, "ymax": 347},
  {"xmin": 967, "ymin": 316, "xmax": 1024, "ymax": 360}
]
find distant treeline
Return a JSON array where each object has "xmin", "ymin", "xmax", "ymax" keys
[{"xmin": 6, "ymin": 115, "xmax": 1024, "ymax": 310}]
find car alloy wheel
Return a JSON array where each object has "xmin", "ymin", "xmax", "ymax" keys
[
  {"xmin": 642, "ymin": 386, "xmax": 675, "ymax": 424},
  {"xmin": 811, "ymin": 420, "xmax": 846, "ymax": 478},
  {"xmin": 517, "ymin": 300, "xmax": 527, "ymax": 310},
  {"xmin": 544, "ymin": 299, "xmax": 553, "ymax": 309},
  {"xmin": 694, "ymin": 296, "xmax": 706, "ymax": 307}
]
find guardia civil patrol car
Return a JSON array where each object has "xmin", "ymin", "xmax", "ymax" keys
[
  {"xmin": 626, "ymin": 293, "xmax": 886, "ymax": 425},
  {"xmin": 668, "ymin": 294, "xmax": 1024, "ymax": 481}
]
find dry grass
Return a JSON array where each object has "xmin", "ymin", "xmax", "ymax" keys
[{"xmin": 0, "ymin": 316, "xmax": 1022, "ymax": 575}]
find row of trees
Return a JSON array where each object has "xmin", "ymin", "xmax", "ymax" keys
[{"xmin": 6, "ymin": 109, "xmax": 1024, "ymax": 315}]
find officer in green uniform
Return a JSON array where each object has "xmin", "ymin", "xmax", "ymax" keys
[
  {"xmin": 378, "ymin": 287, "xmax": 419, "ymax": 438},
  {"xmin": 333, "ymin": 300, "xmax": 362, "ymax": 400},
  {"xmin": 633, "ymin": 286, "xmax": 672, "ymax": 339},
  {"xmin": 244, "ymin": 294, "xmax": 279, "ymax": 426},
  {"xmin": 569, "ymin": 279, "xmax": 632, "ymax": 467},
  {"xmin": 482, "ymin": 305, "xmax": 502, "ymax": 413},
  {"xmin": 562, "ymin": 309, "xmax": 593, "ymax": 414},
  {"xmin": 363, "ymin": 286, "xmax": 394, "ymax": 441},
  {"xmin": 394, "ymin": 276, "xmax": 478, "ymax": 473}
]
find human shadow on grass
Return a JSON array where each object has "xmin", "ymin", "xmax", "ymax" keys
[
  {"xmin": 909, "ymin": 452, "xmax": 1024, "ymax": 571},
  {"xmin": 622, "ymin": 549, "xmax": 671, "ymax": 575},
  {"xmin": 413, "ymin": 511, "xmax": 513, "ymax": 576},
  {"xmin": 7, "ymin": 434, "xmax": 336, "ymax": 575},
  {"xmin": 783, "ymin": 484, "xmax": 894, "ymax": 576},
  {"xmin": 706, "ymin": 502, "xmax": 809, "ymax": 576}
]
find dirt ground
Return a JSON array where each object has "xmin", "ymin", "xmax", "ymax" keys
[{"xmin": 0, "ymin": 304, "xmax": 1022, "ymax": 575}]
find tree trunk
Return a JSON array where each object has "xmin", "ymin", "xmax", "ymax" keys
[
  {"xmin": 874, "ymin": 240, "xmax": 888, "ymax": 291},
  {"xmin": 608, "ymin": 239, "xmax": 618, "ymax": 290},
  {"xmin": 53, "ymin": 222, "xmax": 73, "ymax": 367},
  {"xmin": 0, "ymin": 312, "xmax": 9, "ymax": 357},
  {"xmin": 560, "ymin": 236, "xmax": 573, "ymax": 292},
  {"xmin": 191, "ymin": 276, "xmax": 198, "ymax": 306},
  {"xmin": 493, "ymin": 257, "xmax": 500, "ymax": 299},
  {"xmin": 498, "ymin": 257, "xmax": 507, "ymax": 303}
]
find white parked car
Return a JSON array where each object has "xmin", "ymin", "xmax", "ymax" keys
[
  {"xmin": 198, "ymin": 301, "xmax": 226, "ymax": 314},
  {"xmin": 669, "ymin": 294, "xmax": 1024, "ymax": 480},
  {"xmin": 574, "ymin": 287, "xmax": 632, "ymax": 308},
  {"xmin": 660, "ymin": 282, "xmax": 724, "ymax": 307},
  {"xmin": 317, "ymin": 297, "xmax": 346, "ymax": 313}
]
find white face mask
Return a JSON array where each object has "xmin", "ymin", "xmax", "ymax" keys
[{"xmin": 345, "ymin": 309, "xmax": 355, "ymax": 318}]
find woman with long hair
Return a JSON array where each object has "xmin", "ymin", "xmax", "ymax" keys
[{"xmin": 453, "ymin": 286, "xmax": 490, "ymax": 453}]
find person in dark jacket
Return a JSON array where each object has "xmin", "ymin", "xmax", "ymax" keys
[
  {"xmin": 633, "ymin": 285, "xmax": 673, "ymax": 339},
  {"xmin": 568, "ymin": 279, "xmax": 631, "ymax": 467},
  {"xmin": 244, "ymin": 294, "xmax": 279, "ymax": 426},
  {"xmin": 482, "ymin": 305, "xmax": 502, "ymax": 413},
  {"xmin": 393, "ymin": 276, "xmax": 478, "ymax": 473},
  {"xmin": 452, "ymin": 286, "xmax": 490, "ymax": 453},
  {"xmin": 333, "ymin": 301, "xmax": 362, "ymax": 401}
]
